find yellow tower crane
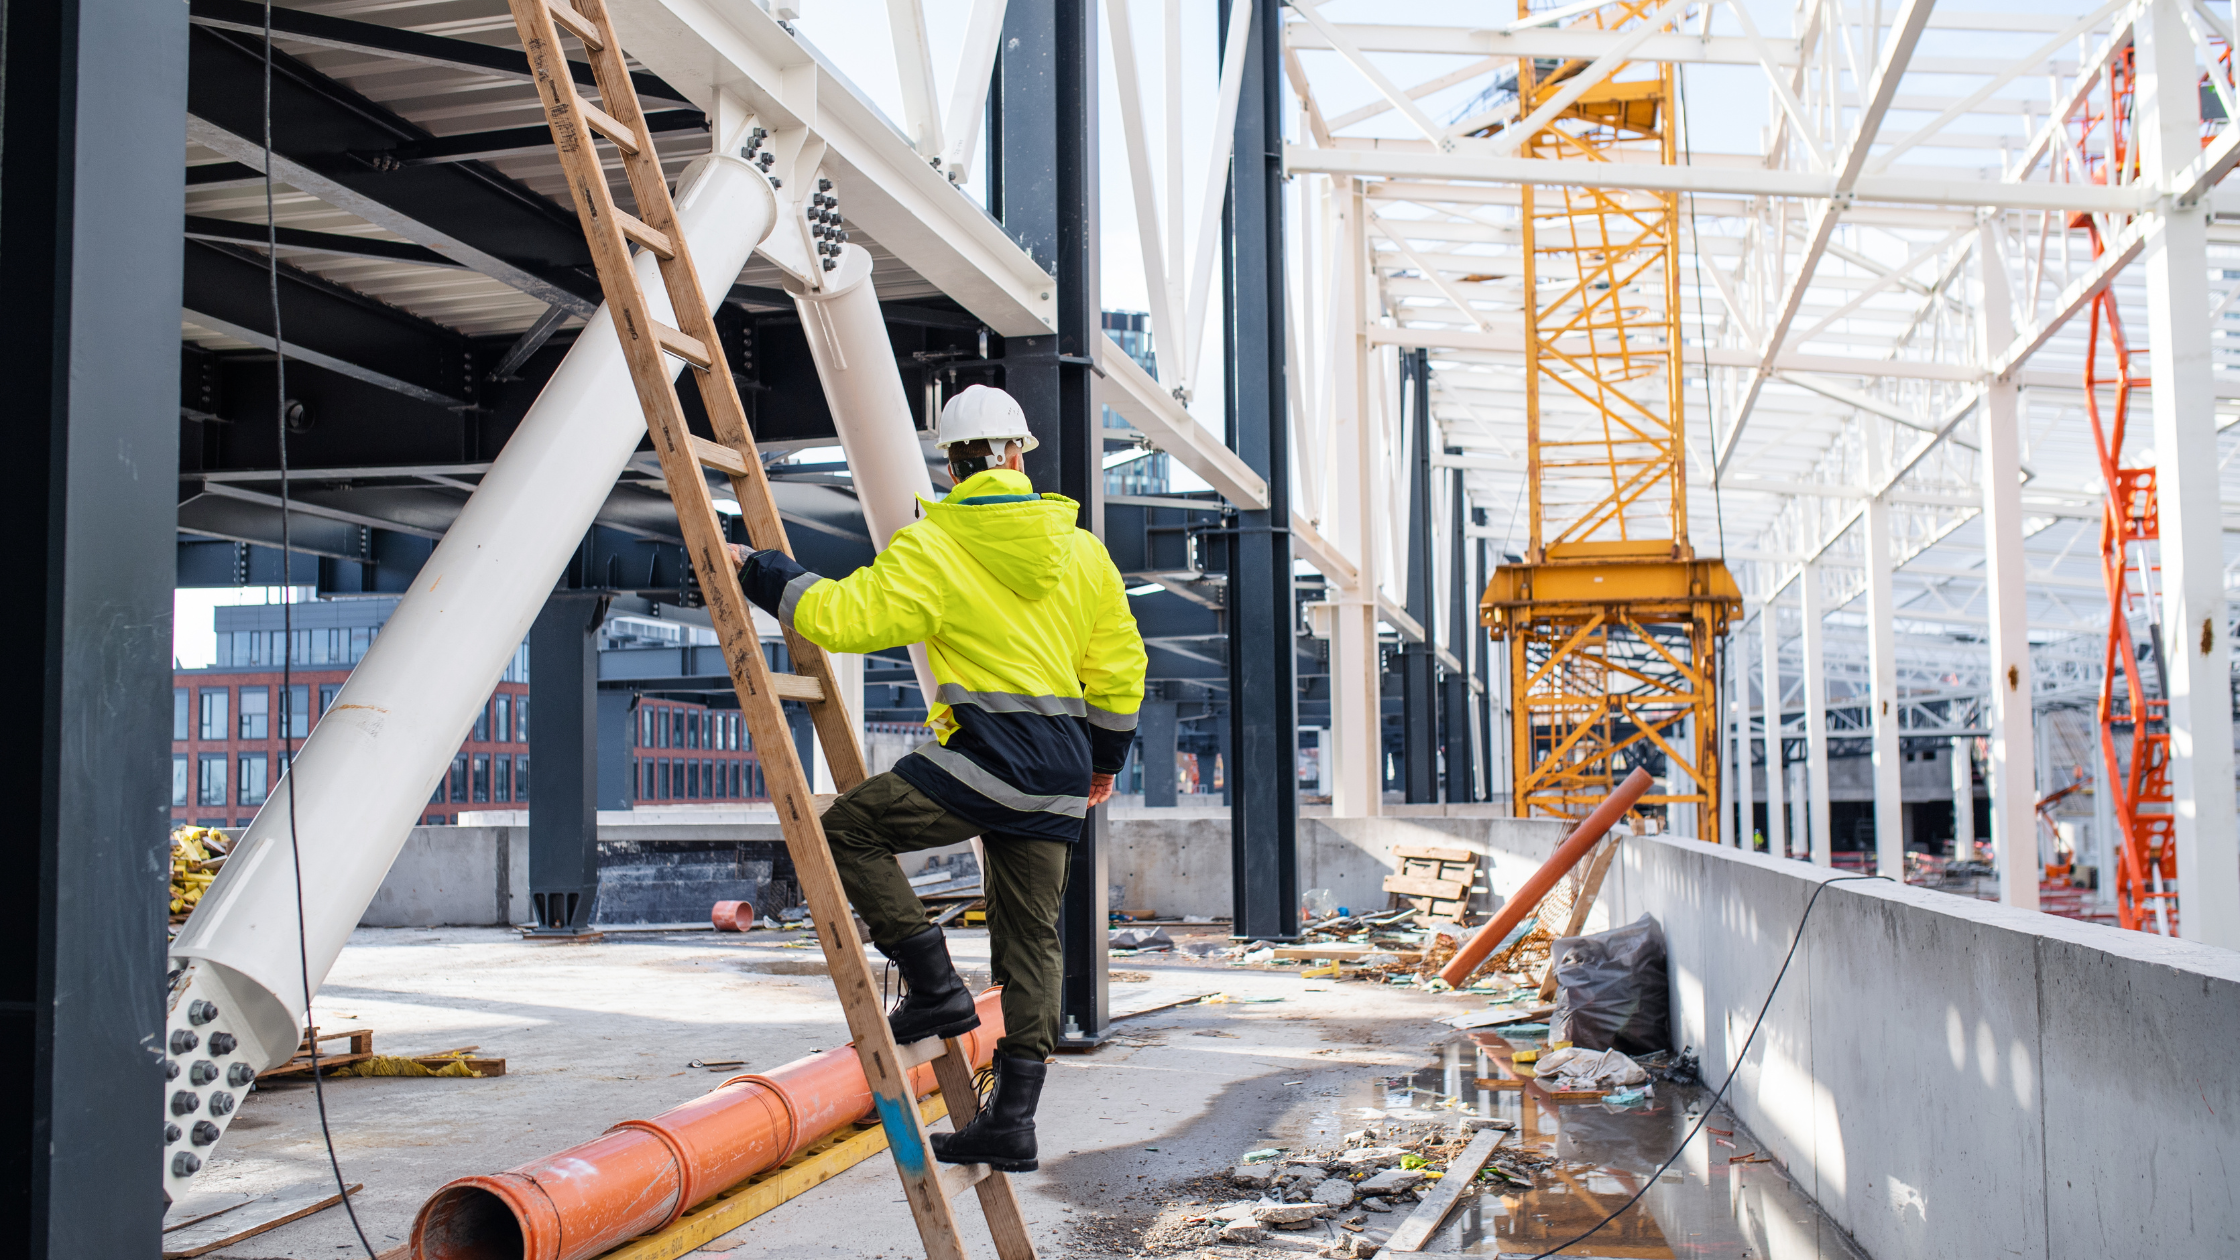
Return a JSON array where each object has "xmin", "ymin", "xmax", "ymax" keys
[{"xmin": 1476, "ymin": 0, "xmax": 1740, "ymax": 838}]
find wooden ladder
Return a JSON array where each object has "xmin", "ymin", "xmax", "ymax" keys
[{"xmin": 500, "ymin": 3, "xmax": 1035, "ymax": 1256}]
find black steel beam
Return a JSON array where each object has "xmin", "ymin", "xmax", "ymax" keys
[
  {"xmin": 186, "ymin": 0, "xmax": 691, "ymax": 106},
  {"xmin": 186, "ymin": 26, "xmax": 604, "ymax": 315},
  {"xmin": 1400, "ymin": 349, "xmax": 1438, "ymax": 803},
  {"xmin": 383, "ymin": 112, "xmax": 706, "ymax": 167},
  {"xmin": 529, "ymin": 593, "xmax": 608, "ymax": 935},
  {"xmin": 1443, "ymin": 454, "xmax": 1475, "ymax": 803},
  {"xmin": 994, "ymin": 0, "xmax": 1108, "ymax": 1048},
  {"xmin": 1222, "ymin": 0, "xmax": 1298, "ymax": 939},
  {"xmin": 182, "ymin": 238, "xmax": 474, "ymax": 404},
  {"xmin": 1, "ymin": 0, "xmax": 184, "ymax": 1252},
  {"xmin": 185, "ymin": 214, "xmax": 462, "ymax": 268}
]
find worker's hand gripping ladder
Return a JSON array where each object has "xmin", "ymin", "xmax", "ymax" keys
[{"xmin": 501, "ymin": 2, "xmax": 1037, "ymax": 1256}]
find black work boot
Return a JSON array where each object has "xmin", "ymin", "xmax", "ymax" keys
[
  {"xmin": 878, "ymin": 926, "xmax": 981, "ymax": 1045},
  {"xmin": 931, "ymin": 1053, "xmax": 1046, "ymax": 1172}
]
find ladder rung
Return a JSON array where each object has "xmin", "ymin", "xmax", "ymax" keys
[
  {"xmin": 651, "ymin": 321, "xmax": 713, "ymax": 369},
  {"xmin": 768, "ymin": 673, "xmax": 827, "ymax": 702},
  {"xmin": 545, "ymin": 0, "xmax": 604, "ymax": 50},
  {"xmin": 615, "ymin": 209, "xmax": 674, "ymax": 258},
  {"xmin": 579, "ymin": 101, "xmax": 641, "ymax": 155},
  {"xmin": 937, "ymin": 1162, "xmax": 994, "ymax": 1200},
  {"xmin": 895, "ymin": 1038, "xmax": 948, "ymax": 1070},
  {"xmin": 689, "ymin": 434, "xmax": 750, "ymax": 476}
]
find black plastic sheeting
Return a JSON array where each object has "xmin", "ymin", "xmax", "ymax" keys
[{"xmin": 1550, "ymin": 914, "xmax": 1670, "ymax": 1056}]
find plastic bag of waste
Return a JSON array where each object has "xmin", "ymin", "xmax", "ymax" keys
[
  {"xmin": 1533, "ymin": 1046, "xmax": 1649, "ymax": 1089},
  {"xmin": 1549, "ymin": 914, "xmax": 1669, "ymax": 1055}
]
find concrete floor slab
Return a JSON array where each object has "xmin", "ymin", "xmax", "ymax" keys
[{"xmin": 193, "ymin": 927, "xmax": 1865, "ymax": 1259}]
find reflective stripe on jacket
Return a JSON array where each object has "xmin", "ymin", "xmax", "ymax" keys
[{"xmin": 742, "ymin": 468, "xmax": 1147, "ymax": 841}]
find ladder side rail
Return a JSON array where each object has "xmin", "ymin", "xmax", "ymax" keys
[
  {"xmin": 508, "ymin": 7, "xmax": 963, "ymax": 1252},
  {"xmin": 552, "ymin": 0, "xmax": 870, "ymax": 789}
]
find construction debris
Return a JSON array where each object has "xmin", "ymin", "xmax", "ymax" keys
[
  {"xmin": 1548, "ymin": 914, "xmax": 1670, "ymax": 1055},
  {"xmin": 169, "ymin": 826, "xmax": 227, "ymax": 921}
]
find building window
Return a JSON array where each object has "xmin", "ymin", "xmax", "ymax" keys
[
  {"xmin": 672, "ymin": 710, "xmax": 686, "ymax": 749},
  {"xmin": 473, "ymin": 701, "xmax": 490, "ymax": 742},
  {"xmin": 237, "ymin": 687, "xmax": 269, "ymax": 741},
  {"xmin": 450, "ymin": 754, "xmax": 469, "ymax": 803},
  {"xmin": 197, "ymin": 754, "xmax": 228, "ymax": 807},
  {"xmin": 281, "ymin": 684, "xmax": 309, "ymax": 740},
  {"xmin": 493, "ymin": 695, "xmax": 511, "ymax": 744},
  {"xmin": 687, "ymin": 758, "xmax": 699, "ymax": 799},
  {"xmin": 320, "ymin": 683, "xmax": 341, "ymax": 718},
  {"xmin": 638, "ymin": 706, "xmax": 652, "ymax": 748},
  {"xmin": 172, "ymin": 755, "xmax": 190, "ymax": 807},
  {"xmin": 656, "ymin": 707, "xmax": 669, "ymax": 748},
  {"xmin": 173, "ymin": 688, "xmax": 189, "ymax": 742},
  {"xmin": 494, "ymin": 754, "xmax": 511, "ymax": 802},
  {"xmin": 515, "ymin": 755, "xmax": 529, "ymax": 801},
  {"xmin": 472, "ymin": 753, "xmax": 491, "ymax": 803},
  {"xmin": 516, "ymin": 694, "xmax": 528, "ymax": 737},
  {"xmin": 199, "ymin": 689, "xmax": 229, "ymax": 741},
  {"xmin": 239, "ymin": 754, "xmax": 269, "ymax": 806},
  {"xmin": 637, "ymin": 758, "xmax": 649, "ymax": 800},
  {"xmin": 350, "ymin": 627, "xmax": 371, "ymax": 662},
  {"xmin": 704, "ymin": 758, "xmax": 716, "ymax": 799},
  {"xmin": 688, "ymin": 712, "xmax": 702, "ymax": 750}
]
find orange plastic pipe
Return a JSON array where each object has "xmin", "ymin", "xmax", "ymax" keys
[
  {"xmin": 411, "ymin": 988, "xmax": 1005, "ymax": 1260},
  {"xmin": 1438, "ymin": 767, "xmax": 1652, "ymax": 988}
]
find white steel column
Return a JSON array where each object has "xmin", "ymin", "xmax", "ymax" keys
[
  {"xmin": 1761, "ymin": 601, "xmax": 1788, "ymax": 857},
  {"xmin": 1732, "ymin": 630, "xmax": 1755, "ymax": 847},
  {"xmin": 1327, "ymin": 177, "xmax": 1381, "ymax": 817},
  {"xmin": 1977, "ymin": 219, "xmax": 2038, "ymax": 910},
  {"xmin": 1800, "ymin": 561, "xmax": 1833, "ymax": 867},
  {"xmin": 2140, "ymin": 0, "xmax": 2240, "ymax": 947},
  {"xmin": 1953, "ymin": 736, "xmax": 1977, "ymax": 861},
  {"xmin": 1863, "ymin": 438, "xmax": 1905, "ymax": 878}
]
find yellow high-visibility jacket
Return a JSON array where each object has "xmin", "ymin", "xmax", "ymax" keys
[{"xmin": 739, "ymin": 468, "xmax": 1146, "ymax": 840}]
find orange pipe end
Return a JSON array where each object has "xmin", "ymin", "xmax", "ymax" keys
[
  {"xmin": 413, "ymin": 988, "xmax": 1005, "ymax": 1260},
  {"xmin": 711, "ymin": 900, "xmax": 757, "ymax": 932},
  {"xmin": 1438, "ymin": 767, "xmax": 1652, "ymax": 988}
]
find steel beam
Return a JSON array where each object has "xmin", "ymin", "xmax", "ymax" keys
[
  {"xmin": 1399, "ymin": 350, "xmax": 1436, "ymax": 803},
  {"xmin": 607, "ymin": 0, "xmax": 1058, "ymax": 336},
  {"xmin": 1801, "ymin": 564, "xmax": 1834, "ymax": 866},
  {"xmin": 1863, "ymin": 444, "xmax": 1905, "ymax": 879},
  {"xmin": 185, "ymin": 27, "xmax": 603, "ymax": 315},
  {"xmin": 1326, "ymin": 177, "xmax": 1382, "ymax": 818},
  {"xmin": 987, "ymin": 0, "xmax": 1110, "ymax": 1039},
  {"xmin": 1761, "ymin": 601, "xmax": 1788, "ymax": 857},
  {"xmin": 2139, "ymin": 0, "xmax": 2240, "ymax": 946},
  {"xmin": 528, "ymin": 594, "xmax": 606, "ymax": 936},
  {"xmin": 1977, "ymin": 221, "xmax": 2038, "ymax": 911},
  {"xmin": 0, "ymin": 0, "xmax": 184, "ymax": 1249},
  {"xmin": 1223, "ymin": 0, "xmax": 1299, "ymax": 939},
  {"xmin": 1443, "ymin": 459, "xmax": 1475, "ymax": 804},
  {"xmin": 181, "ymin": 240, "xmax": 473, "ymax": 406}
]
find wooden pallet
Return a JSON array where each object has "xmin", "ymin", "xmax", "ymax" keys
[
  {"xmin": 1383, "ymin": 844, "xmax": 1481, "ymax": 923},
  {"xmin": 500, "ymin": 3, "xmax": 1036, "ymax": 1255},
  {"xmin": 259, "ymin": 1029, "xmax": 505, "ymax": 1080}
]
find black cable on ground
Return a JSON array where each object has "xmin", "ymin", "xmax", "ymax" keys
[
  {"xmin": 264, "ymin": 4, "xmax": 379, "ymax": 1254},
  {"xmin": 1523, "ymin": 874, "xmax": 1889, "ymax": 1260}
]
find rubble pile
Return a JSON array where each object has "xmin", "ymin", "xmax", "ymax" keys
[{"xmin": 1136, "ymin": 1118, "xmax": 1559, "ymax": 1257}]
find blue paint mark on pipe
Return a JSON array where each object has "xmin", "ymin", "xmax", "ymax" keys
[{"xmin": 874, "ymin": 1093, "xmax": 928, "ymax": 1175}]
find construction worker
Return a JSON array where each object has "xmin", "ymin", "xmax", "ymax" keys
[{"xmin": 730, "ymin": 384, "xmax": 1146, "ymax": 1173}]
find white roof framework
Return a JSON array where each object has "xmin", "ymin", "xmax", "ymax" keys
[{"xmin": 1277, "ymin": 0, "xmax": 2240, "ymax": 727}]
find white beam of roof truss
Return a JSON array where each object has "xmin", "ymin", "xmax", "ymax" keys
[{"xmin": 1278, "ymin": 0, "xmax": 2240, "ymax": 853}]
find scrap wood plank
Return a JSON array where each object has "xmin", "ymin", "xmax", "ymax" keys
[
  {"xmin": 1390, "ymin": 843, "xmax": 1476, "ymax": 863},
  {"xmin": 1538, "ymin": 835, "xmax": 1622, "ymax": 1000},
  {"xmin": 161, "ymin": 1183, "xmax": 361, "ymax": 1258},
  {"xmin": 1383, "ymin": 1128, "xmax": 1504, "ymax": 1252},
  {"xmin": 591, "ymin": 1093, "xmax": 954, "ymax": 1260},
  {"xmin": 1381, "ymin": 873, "xmax": 1472, "ymax": 901},
  {"xmin": 1269, "ymin": 945, "xmax": 1373, "ymax": 961}
]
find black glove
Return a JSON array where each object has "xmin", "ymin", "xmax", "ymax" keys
[{"xmin": 736, "ymin": 547, "xmax": 811, "ymax": 620}]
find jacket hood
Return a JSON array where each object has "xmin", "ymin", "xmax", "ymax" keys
[{"xmin": 920, "ymin": 469, "xmax": 1081, "ymax": 600}]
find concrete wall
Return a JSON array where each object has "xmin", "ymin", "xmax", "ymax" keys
[
  {"xmin": 362, "ymin": 827, "xmax": 530, "ymax": 927},
  {"xmin": 1103, "ymin": 809, "xmax": 1576, "ymax": 924},
  {"xmin": 1592, "ymin": 836, "xmax": 2240, "ymax": 1260}
]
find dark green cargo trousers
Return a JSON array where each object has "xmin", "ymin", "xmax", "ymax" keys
[{"xmin": 821, "ymin": 771, "xmax": 1071, "ymax": 1060}]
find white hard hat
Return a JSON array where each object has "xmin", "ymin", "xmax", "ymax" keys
[{"xmin": 935, "ymin": 384, "xmax": 1039, "ymax": 452}]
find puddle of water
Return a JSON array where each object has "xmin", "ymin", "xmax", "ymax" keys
[{"xmin": 1322, "ymin": 1032, "xmax": 1869, "ymax": 1259}]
